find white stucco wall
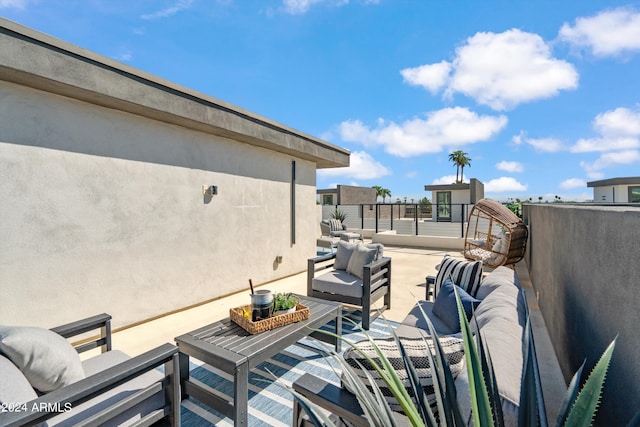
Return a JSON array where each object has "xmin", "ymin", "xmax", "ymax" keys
[{"xmin": 0, "ymin": 82, "xmax": 317, "ymax": 328}]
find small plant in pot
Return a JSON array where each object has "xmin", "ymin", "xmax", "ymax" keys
[{"xmin": 273, "ymin": 293, "xmax": 297, "ymax": 316}]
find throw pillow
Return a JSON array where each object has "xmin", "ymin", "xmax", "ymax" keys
[
  {"xmin": 334, "ymin": 241, "xmax": 357, "ymax": 270},
  {"xmin": 328, "ymin": 219, "xmax": 343, "ymax": 232},
  {"xmin": 346, "ymin": 244, "xmax": 377, "ymax": 279},
  {"xmin": 432, "ymin": 277, "xmax": 481, "ymax": 333},
  {"xmin": 342, "ymin": 335, "xmax": 465, "ymax": 412},
  {"xmin": 0, "ymin": 326, "xmax": 85, "ymax": 393},
  {"xmin": 434, "ymin": 255, "xmax": 483, "ymax": 297}
]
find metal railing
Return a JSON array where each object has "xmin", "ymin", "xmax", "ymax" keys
[{"xmin": 321, "ymin": 203, "xmax": 473, "ymax": 238}]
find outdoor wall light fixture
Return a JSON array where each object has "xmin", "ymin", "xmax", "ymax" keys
[{"xmin": 202, "ymin": 185, "xmax": 218, "ymax": 196}]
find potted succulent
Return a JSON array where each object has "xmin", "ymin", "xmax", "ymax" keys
[{"xmin": 273, "ymin": 293, "xmax": 297, "ymax": 316}]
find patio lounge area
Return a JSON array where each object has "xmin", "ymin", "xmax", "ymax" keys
[{"xmin": 92, "ymin": 245, "xmax": 564, "ymax": 426}]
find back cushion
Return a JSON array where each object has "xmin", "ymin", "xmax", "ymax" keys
[
  {"xmin": 435, "ymin": 255, "xmax": 483, "ymax": 297},
  {"xmin": 0, "ymin": 354, "xmax": 37, "ymax": 405},
  {"xmin": 334, "ymin": 241, "xmax": 357, "ymax": 270}
]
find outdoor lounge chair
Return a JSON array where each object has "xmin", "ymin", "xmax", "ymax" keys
[
  {"xmin": 463, "ymin": 198, "xmax": 528, "ymax": 268},
  {"xmin": 307, "ymin": 242, "xmax": 391, "ymax": 330},
  {"xmin": 320, "ymin": 219, "xmax": 349, "ymax": 237},
  {"xmin": 0, "ymin": 313, "xmax": 180, "ymax": 426}
]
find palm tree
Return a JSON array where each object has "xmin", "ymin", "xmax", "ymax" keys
[
  {"xmin": 448, "ymin": 150, "xmax": 472, "ymax": 183},
  {"xmin": 380, "ymin": 188, "xmax": 391, "ymax": 203},
  {"xmin": 372, "ymin": 185, "xmax": 391, "ymax": 203}
]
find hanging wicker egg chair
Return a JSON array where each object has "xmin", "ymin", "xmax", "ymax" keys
[{"xmin": 463, "ymin": 198, "xmax": 528, "ymax": 268}]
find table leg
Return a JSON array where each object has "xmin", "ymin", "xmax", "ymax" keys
[
  {"xmin": 335, "ymin": 307, "xmax": 342, "ymax": 352},
  {"xmin": 234, "ymin": 361, "xmax": 249, "ymax": 426}
]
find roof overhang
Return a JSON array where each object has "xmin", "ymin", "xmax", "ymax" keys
[
  {"xmin": 0, "ymin": 18, "xmax": 349, "ymax": 169},
  {"xmin": 587, "ymin": 177, "xmax": 640, "ymax": 188}
]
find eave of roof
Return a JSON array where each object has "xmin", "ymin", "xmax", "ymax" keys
[{"xmin": 0, "ymin": 18, "xmax": 349, "ymax": 169}]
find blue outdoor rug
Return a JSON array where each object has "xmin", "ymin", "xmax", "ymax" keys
[{"xmin": 181, "ymin": 310, "xmax": 398, "ymax": 426}]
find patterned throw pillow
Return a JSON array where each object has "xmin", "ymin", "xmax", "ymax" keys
[
  {"xmin": 328, "ymin": 219, "xmax": 343, "ymax": 232},
  {"xmin": 434, "ymin": 255, "xmax": 483, "ymax": 297},
  {"xmin": 342, "ymin": 335, "xmax": 465, "ymax": 412}
]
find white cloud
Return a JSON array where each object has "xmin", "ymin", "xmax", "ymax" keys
[
  {"xmin": 513, "ymin": 132, "xmax": 564, "ymax": 152},
  {"xmin": 338, "ymin": 107, "xmax": 507, "ymax": 157},
  {"xmin": 526, "ymin": 137, "xmax": 565, "ymax": 152},
  {"xmin": 317, "ymin": 151, "xmax": 391, "ymax": 180},
  {"xmin": 409, "ymin": 29, "xmax": 578, "ymax": 111},
  {"xmin": 401, "ymin": 61, "xmax": 452, "ymax": 94},
  {"xmin": 0, "ymin": 0, "xmax": 30, "ymax": 8},
  {"xmin": 485, "ymin": 177, "xmax": 527, "ymax": 192},
  {"xmin": 559, "ymin": 7, "xmax": 640, "ymax": 57},
  {"xmin": 431, "ymin": 175, "xmax": 462, "ymax": 185},
  {"xmin": 141, "ymin": 0, "xmax": 193, "ymax": 19},
  {"xmin": 580, "ymin": 150, "xmax": 640, "ymax": 173},
  {"xmin": 571, "ymin": 107, "xmax": 640, "ymax": 152},
  {"xmin": 594, "ymin": 107, "xmax": 640, "ymax": 136},
  {"xmin": 281, "ymin": 0, "xmax": 364, "ymax": 14},
  {"xmin": 559, "ymin": 178, "xmax": 587, "ymax": 189},
  {"xmin": 496, "ymin": 161, "xmax": 524, "ymax": 173}
]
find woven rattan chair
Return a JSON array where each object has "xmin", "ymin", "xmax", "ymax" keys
[{"xmin": 463, "ymin": 198, "xmax": 528, "ymax": 268}]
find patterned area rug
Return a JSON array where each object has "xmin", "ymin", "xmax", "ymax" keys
[{"xmin": 181, "ymin": 310, "xmax": 397, "ymax": 426}]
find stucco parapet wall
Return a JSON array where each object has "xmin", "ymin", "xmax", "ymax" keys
[{"xmin": 0, "ymin": 18, "xmax": 349, "ymax": 169}]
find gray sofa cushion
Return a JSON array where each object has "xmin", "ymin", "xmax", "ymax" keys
[
  {"xmin": 0, "ymin": 354, "xmax": 37, "ymax": 405},
  {"xmin": 0, "ymin": 326, "xmax": 85, "ymax": 393},
  {"xmin": 399, "ymin": 300, "xmax": 460, "ymax": 336},
  {"xmin": 49, "ymin": 350, "xmax": 165, "ymax": 426},
  {"xmin": 346, "ymin": 244, "xmax": 377, "ymax": 279}
]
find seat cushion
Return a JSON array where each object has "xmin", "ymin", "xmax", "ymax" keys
[
  {"xmin": 342, "ymin": 335, "xmax": 465, "ymax": 412},
  {"xmin": 49, "ymin": 351, "xmax": 165, "ymax": 426},
  {"xmin": 434, "ymin": 255, "xmax": 483, "ymax": 297},
  {"xmin": 0, "ymin": 326, "xmax": 85, "ymax": 393},
  {"xmin": 312, "ymin": 270, "xmax": 366, "ymax": 299}
]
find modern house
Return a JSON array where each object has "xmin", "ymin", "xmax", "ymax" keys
[
  {"xmin": 587, "ymin": 177, "xmax": 640, "ymax": 203},
  {"xmin": 0, "ymin": 18, "xmax": 349, "ymax": 329},
  {"xmin": 317, "ymin": 185, "xmax": 377, "ymax": 205},
  {"xmin": 424, "ymin": 178, "xmax": 484, "ymax": 222}
]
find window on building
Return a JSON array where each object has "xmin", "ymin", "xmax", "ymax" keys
[
  {"xmin": 322, "ymin": 195, "xmax": 334, "ymax": 205},
  {"xmin": 629, "ymin": 186, "xmax": 640, "ymax": 203}
]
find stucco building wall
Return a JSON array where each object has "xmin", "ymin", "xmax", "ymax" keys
[
  {"xmin": 0, "ymin": 82, "xmax": 319, "ymax": 328},
  {"xmin": 0, "ymin": 18, "xmax": 348, "ymax": 329}
]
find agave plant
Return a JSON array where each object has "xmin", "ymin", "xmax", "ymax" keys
[{"xmin": 285, "ymin": 288, "xmax": 616, "ymax": 427}]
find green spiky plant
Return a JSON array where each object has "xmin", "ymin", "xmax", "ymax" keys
[{"xmin": 284, "ymin": 288, "xmax": 616, "ymax": 427}]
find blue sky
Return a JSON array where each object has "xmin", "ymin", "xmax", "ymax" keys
[{"xmin": 3, "ymin": 0, "xmax": 640, "ymax": 202}]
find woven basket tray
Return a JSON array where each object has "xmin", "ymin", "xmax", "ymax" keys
[{"xmin": 230, "ymin": 303, "xmax": 310, "ymax": 334}]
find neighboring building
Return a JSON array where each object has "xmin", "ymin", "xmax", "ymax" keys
[
  {"xmin": 317, "ymin": 185, "xmax": 376, "ymax": 205},
  {"xmin": 0, "ymin": 18, "xmax": 349, "ymax": 328},
  {"xmin": 587, "ymin": 177, "xmax": 640, "ymax": 203},
  {"xmin": 424, "ymin": 178, "xmax": 484, "ymax": 222}
]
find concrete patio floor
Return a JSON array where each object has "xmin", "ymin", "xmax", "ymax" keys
[{"xmin": 109, "ymin": 245, "xmax": 456, "ymax": 357}]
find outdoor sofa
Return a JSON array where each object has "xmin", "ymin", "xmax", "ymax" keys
[
  {"xmin": 0, "ymin": 313, "xmax": 180, "ymax": 426},
  {"xmin": 295, "ymin": 256, "xmax": 535, "ymax": 425}
]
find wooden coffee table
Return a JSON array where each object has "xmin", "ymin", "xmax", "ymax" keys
[{"xmin": 175, "ymin": 295, "xmax": 342, "ymax": 427}]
